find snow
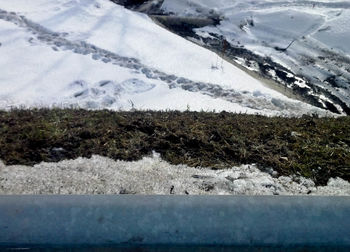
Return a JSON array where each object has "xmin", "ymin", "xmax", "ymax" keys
[
  {"xmin": 161, "ymin": 0, "xmax": 350, "ymax": 109},
  {"xmin": 162, "ymin": 0, "xmax": 350, "ymax": 56},
  {"xmin": 313, "ymin": 10, "xmax": 350, "ymax": 54},
  {"xmin": 0, "ymin": 154, "xmax": 349, "ymax": 195},
  {"xmin": 0, "ymin": 0, "xmax": 330, "ymax": 116},
  {"xmin": 0, "ymin": 19, "xmax": 247, "ymax": 112}
]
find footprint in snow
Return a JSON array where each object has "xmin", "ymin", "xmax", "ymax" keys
[
  {"xmin": 73, "ymin": 89, "xmax": 89, "ymax": 98},
  {"xmin": 90, "ymin": 87, "xmax": 105, "ymax": 96},
  {"xmin": 66, "ymin": 79, "xmax": 155, "ymax": 108},
  {"xmin": 28, "ymin": 37, "xmax": 35, "ymax": 44},
  {"xmin": 101, "ymin": 96, "xmax": 116, "ymax": 107},
  {"xmin": 97, "ymin": 80, "xmax": 123, "ymax": 96},
  {"xmin": 69, "ymin": 80, "xmax": 88, "ymax": 89},
  {"xmin": 69, "ymin": 80, "xmax": 89, "ymax": 98},
  {"xmin": 98, "ymin": 80, "xmax": 113, "ymax": 87},
  {"xmin": 120, "ymin": 79, "xmax": 155, "ymax": 94}
]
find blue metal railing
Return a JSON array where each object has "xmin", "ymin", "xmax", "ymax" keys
[{"xmin": 0, "ymin": 195, "xmax": 349, "ymax": 250}]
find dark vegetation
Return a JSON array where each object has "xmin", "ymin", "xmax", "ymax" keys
[{"xmin": 0, "ymin": 109, "xmax": 349, "ymax": 185}]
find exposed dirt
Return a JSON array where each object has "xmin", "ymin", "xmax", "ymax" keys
[{"xmin": 0, "ymin": 109, "xmax": 349, "ymax": 186}]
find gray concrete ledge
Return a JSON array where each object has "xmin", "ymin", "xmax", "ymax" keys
[{"xmin": 0, "ymin": 196, "xmax": 349, "ymax": 249}]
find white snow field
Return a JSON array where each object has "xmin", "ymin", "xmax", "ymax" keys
[
  {"xmin": 161, "ymin": 0, "xmax": 350, "ymax": 112},
  {"xmin": 1, "ymin": 154, "xmax": 349, "ymax": 195},
  {"xmin": 0, "ymin": 0, "xmax": 330, "ymax": 115}
]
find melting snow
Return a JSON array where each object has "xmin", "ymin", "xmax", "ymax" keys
[
  {"xmin": 161, "ymin": 0, "xmax": 350, "ymax": 110},
  {"xmin": 1, "ymin": 154, "xmax": 349, "ymax": 195}
]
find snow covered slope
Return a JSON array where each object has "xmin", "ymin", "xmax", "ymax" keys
[
  {"xmin": 0, "ymin": 0, "xmax": 329, "ymax": 115},
  {"xmin": 161, "ymin": 0, "xmax": 350, "ymax": 114}
]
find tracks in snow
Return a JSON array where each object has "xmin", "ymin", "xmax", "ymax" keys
[{"xmin": 0, "ymin": 8, "xmax": 316, "ymax": 114}]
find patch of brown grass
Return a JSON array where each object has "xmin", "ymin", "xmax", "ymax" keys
[{"xmin": 0, "ymin": 109, "xmax": 349, "ymax": 185}]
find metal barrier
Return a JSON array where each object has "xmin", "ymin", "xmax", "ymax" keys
[{"xmin": 0, "ymin": 195, "xmax": 349, "ymax": 250}]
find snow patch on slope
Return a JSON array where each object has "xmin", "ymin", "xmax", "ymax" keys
[
  {"xmin": 0, "ymin": 0, "xmax": 330, "ymax": 116},
  {"xmin": 161, "ymin": 0, "xmax": 350, "ymax": 111},
  {"xmin": 0, "ymin": 12, "xmax": 271, "ymax": 114},
  {"xmin": 0, "ymin": 155, "xmax": 349, "ymax": 195},
  {"xmin": 0, "ymin": 0, "xmax": 273, "ymax": 92}
]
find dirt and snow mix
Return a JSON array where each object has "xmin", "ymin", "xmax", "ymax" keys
[{"xmin": 1, "ymin": 154, "xmax": 349, "ymax": 195}]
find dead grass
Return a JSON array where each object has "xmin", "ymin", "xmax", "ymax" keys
[{"xmin": 0, "ymin": 109, "xmax": 349, "ymax": 185}]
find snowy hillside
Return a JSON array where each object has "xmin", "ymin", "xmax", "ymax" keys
[
  {"xmin": 0, "ymin": 0, "xmax": 328, "ymax": 116},
  {"xmin": 161, "ymin": 0, "xmax": 350, "ymax": 114}
]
